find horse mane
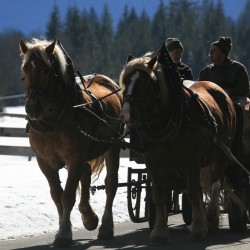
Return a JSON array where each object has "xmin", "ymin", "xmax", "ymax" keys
[
  {"xmin": 119, "ymin": 53, "xmax": 156, "ymax": 91},
  {"xmin": 20, "ymin": 38, "xmax": 67, "ymax": 79},
  {"xmin": 119, "ymin": 52, "xmax": 170, "ymax": 107}
]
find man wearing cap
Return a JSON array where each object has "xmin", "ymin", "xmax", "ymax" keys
[
  {"xmin": 199, "ymin": 37, "xmax": 249, "ymax": 97},
  {"xmin": 199, "ymin": 36, "xmax": 250, "ymax": 161},
  {"xmin": 165, "ymin": 38, "xmax": 193, "ymax": 81}
]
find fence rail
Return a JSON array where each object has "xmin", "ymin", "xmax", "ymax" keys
[
  {"xmin": 0, "ymin": 113, "xmax": 129, "ymax": 159},
  {"xmin": 0, "ymin": 112, "xmax": 26, "ymax": 118},
  {"xmin": 0, "ymin": 127, "xmax": 27, "ymax": 137}
]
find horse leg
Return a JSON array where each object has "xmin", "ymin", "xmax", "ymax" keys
[
  {"xmin": 186, "ymin": 166, "xmax": 207, "ymax": 241},
  {"xmin": 206, "ymin": 179, "xmax": 221, "ymax": 234},
  {"xmin": 54, "ymin": 166, "xmax": 81, "ymax": 247},
  {"xmin": 37, "ymin": 158, "xmax": 63, "ymax": 222},
  {"xmin": 98, "ymin": 147, "xmax": 120, "ymax": 240},
  {"xmin": 147, "ymin": 162, "xmax": 168, "ymax": 245},
  {"xmin": 150, "ymin": 181, "xmax": 168, "ymax": 245},
  {"xmin": 78, "ymin": 163, "xmax": 99, "ymax": 231}
]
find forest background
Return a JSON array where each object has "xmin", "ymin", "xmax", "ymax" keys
[{"xmin": 0, "ymin": 0, "xmax": 250, "ymax": 107}]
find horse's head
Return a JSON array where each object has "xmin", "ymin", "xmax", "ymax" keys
[
  {"xmin": 119, "ymin": 53, "xmax": 170, "ymax": 125},
  {"xmin": 19, "ymin": 38, "xmax": 68, "ymax": 121}
]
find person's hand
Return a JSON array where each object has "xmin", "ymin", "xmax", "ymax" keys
[{"xmin": 178, "ymin": 66, "xmax": 191, "ymax": 75}]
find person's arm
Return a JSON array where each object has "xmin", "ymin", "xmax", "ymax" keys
[
  {"xmin": 227, "ymin": 66, "xmax": 249, "ymax": 97},
  {"xmin": 199, "ymin": 68, "xmax": 208, "ymax": 81}
]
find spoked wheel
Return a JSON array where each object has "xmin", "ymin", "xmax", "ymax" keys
[
  {"xmin": 246, "ymin": 188, "xmax": 250, "ymax": 224},
  {"xmin": 228, "ymin": 190, "xmax": 248, "ymax": 232},
  {"xmin": 226, "ymin": 169, "xmax": 250, "ymax": 232},
  {"xmin": 127, "ymin": 168, "xmax": 151, "ymax": 223}
]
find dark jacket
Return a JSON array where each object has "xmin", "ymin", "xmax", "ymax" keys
[
  {"xmin": 199, "ymin": 58, "xmax": 249, "ymax": 97},
  {"xmin": 177, "ymin": 62, "xmax": 193, "ymax": 81}
]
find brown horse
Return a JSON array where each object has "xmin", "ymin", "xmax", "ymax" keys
[
  {"xmin": 19, "ymin": 38, "xmax": 123, "ymax": 247},
  {"xmin": 119, "ymin": 46, "xmax": 241, "ymax": 245}
]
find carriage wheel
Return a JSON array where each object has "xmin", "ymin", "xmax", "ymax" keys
[
  {"xmin": 225, "ymin": 167, "xmax": 249, "ymax": 231},
  {"xmin": 228, "ymin": 206, "xmax": 248, "ymax": 232},
  {"xmin": 229, "ymin": 215, "xmax": 247, "ymax": 232},
  {"xmin": 181, "ymin": 192, "xmax": 192, "ymax": 226},
  {"xmin": 228, "ymin": 190, "xmax": 248, "ymax": 232},
  {"xmin": 246, "ymin": 190, "xmax": 250, "ymax": 224},
  {"xmin": 243, "ymin": 177, "xmax": 250, "ymax": 224}
]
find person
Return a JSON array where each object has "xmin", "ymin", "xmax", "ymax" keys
[
  {"xmin": 199, "ymin": 36, "xmax": 250, "ymax": 160},
  {"xmin": 165, "ymin": 38, "xmax": 194, "ymax": 81}
]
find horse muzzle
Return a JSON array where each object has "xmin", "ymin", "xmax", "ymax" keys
[
  {"xmin": 121, "ymin": 102, "xmax": 131, "ymax": 124},
  {"xmin": 25, "ymin": 102, "xmax": 43, "ymax": 120}
]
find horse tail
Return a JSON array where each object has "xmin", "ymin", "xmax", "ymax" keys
[{"xmin": 89, "ymin": 154, "xmax": 106, "ymax": 180}]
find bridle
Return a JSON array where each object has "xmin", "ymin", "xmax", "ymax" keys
[
  {"xmin": 23, "ymin": 46, "xmax": 78, "ymax": 134},
  {"xmin": 122, "ymin": 47, "xmax": 185, "ymax": 142},
  {"xmin": 23, "ymin": 50, "xmax": 61, "ymax": 102}
]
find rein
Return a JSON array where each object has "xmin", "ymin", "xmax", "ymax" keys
[
  {"xmin": 192, "ymin": 123, "xmax": 250, "ymax": 182},
  {"xmin": 127, "ymin": 44, "xmax": 184, "ymax": 142},
  {"xmin": 70, "ymin": 121, "xmax": 139, "ymax": 152},
  {"xmin": 73, "ymin": 88, "xmax": 121, "ymax": 108},
  {"xmin": 26, "ymin": 42, "xmax": 77, "ymax": 134},
  {"xmin": 25, "ymin": 41, "xmax": 125, "ymax": 142}
]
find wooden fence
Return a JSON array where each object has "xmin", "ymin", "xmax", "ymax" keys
[
  {"xmin": 0, "ymin": 113, "xmax": 129, "ymax": 160},
  {"xmin": 0, "ymin": 123, "xmax": 34, "ymax": 160}
]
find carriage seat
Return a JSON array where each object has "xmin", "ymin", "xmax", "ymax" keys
[
  {"xmin": 75, "ymin": 74, "xmax": 95, "ymax": 84},
  {"xmin": 183, "ymin": 80, "xmax": 196, "ymax": 88}
]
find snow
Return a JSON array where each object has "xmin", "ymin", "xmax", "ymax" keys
[{"xmin": 0, "ymin": 106, "xmax": 146, "ymax": 240}]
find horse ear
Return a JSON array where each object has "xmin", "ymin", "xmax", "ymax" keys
[
  {"xmin": 147, "ymin": 56, "xmax": 157, "ymax": 69},
  {"xmin": 45, "ymin": 39, "xmax": 57, "ymax": 55},
  {"xmin": 126, "ymin": 54, "xmax": 135, "ymax": 63},
  {"xmin": 19, "ymin": 39, "xmax": 28, "ymax": 54}
]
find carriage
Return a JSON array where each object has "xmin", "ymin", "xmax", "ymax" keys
[
  {"xmin": 19, "ymin": 38, "xmax": 250, "ymax": 247},
  {"xmin": 125, "ymin": 159, "xmax": 250, "ymax": 230}
]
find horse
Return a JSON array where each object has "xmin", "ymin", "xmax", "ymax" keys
[
  {"xmin": 119, "ymin": 45, "xmax": 245, "ymax": 245},
  {"xmin": 19, "ymin": 38, "xmax": 123, "ymax": 247}
]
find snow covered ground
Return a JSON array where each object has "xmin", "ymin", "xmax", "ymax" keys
[{"xmin": 0, "ymin": 106, "xmax": 146, "ymax": 240}]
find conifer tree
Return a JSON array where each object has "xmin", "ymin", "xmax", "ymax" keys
[
  {"xmin": 46, "ymin": 5, "xmax": 62, "ymax": 40},
  {"xmin": 93, "ymin": 3, "xmax": 114, "ymax": 75},
  {"xmin": 236, "ymin": 0, "xmax": 250, "ymax": 71}
]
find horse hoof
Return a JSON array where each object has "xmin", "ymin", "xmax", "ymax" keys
[
  {"xmin": 150, "ymin": 237, "xmax": 168, "ymax": 245},
  {"xmin": 53, "ymin": 237, "xmax": 72, "ymax": 247},
  {"xmin": 83, "ymin": 214, "xmax": 99, "ymax": 231},
  {"xmin": 98, "ymin": 229, "xmax": 114, "ymax": 240}
]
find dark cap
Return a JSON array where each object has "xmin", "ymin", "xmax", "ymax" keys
[
  {"xmin": 212, "ymin": 37, "xmax": 232, "ymax": 56},
  {"xmin": 165, "ymin": 38, "xmax": 184, "ymax": 52}
]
